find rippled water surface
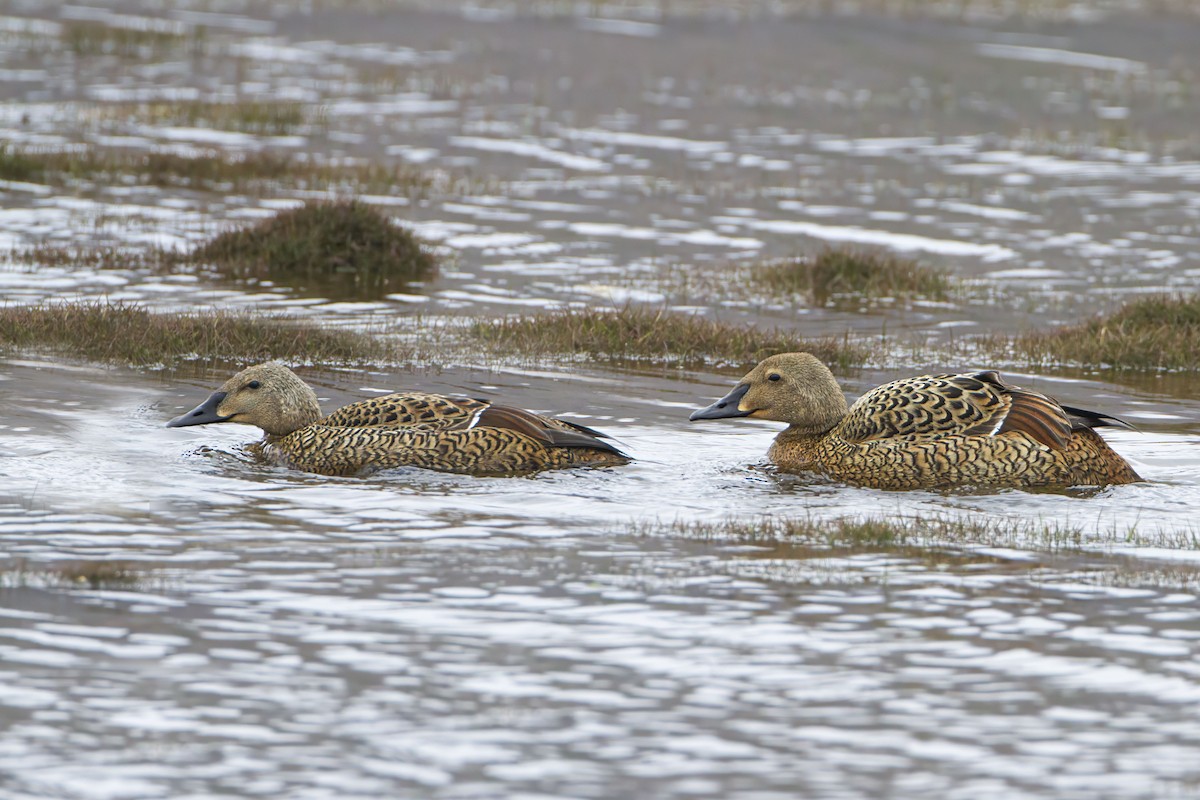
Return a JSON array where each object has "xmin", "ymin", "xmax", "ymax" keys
[
  {"xmin": 3, "ymin": 358, "xmax": 1200, "ymax": 798},
  {"xmin": 4, "ymin": 1, "xmax": 1200, "ymax": 797}
]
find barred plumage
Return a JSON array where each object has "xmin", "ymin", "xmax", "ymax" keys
[
  {"xmin": 168, "ymin": 362, "xmax": 628, "ymax": 477},
  {"xmin": 690, "ymin": 353, "xmax": 1140, "ymax": 490}
]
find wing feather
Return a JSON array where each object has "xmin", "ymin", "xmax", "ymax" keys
[
  {"xmin": 837, "ymin": 370, "xmax": 1074, "ymax": 451},
  {"xmin": 450, "ymin": 404, "xmax": 626, "ymax": 456}
]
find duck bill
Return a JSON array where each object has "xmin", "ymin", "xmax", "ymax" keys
[
  {"xmin": 166, "ymin": 391, "xmax": 231, "ymax": 428},
  {"xmin": 689, "ymin": 383, "xmax": 753, "ymax": 421}
]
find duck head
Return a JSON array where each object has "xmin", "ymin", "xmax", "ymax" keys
[
  {"xmin": 689, "ymin": 352, "xmax": 848, "ymax": 434},
  {"xmin": 167, "ymin": 362, "xmax": 321, "ymax": 437}
]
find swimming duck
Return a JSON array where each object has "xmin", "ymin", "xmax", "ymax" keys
[
  {"xmin": 689, "ymin": 353, "xmax": 1140, "ymax": 490},
  {"xmin": 167, "ymin": 362, "xmax": 628, "ymax": 476}
]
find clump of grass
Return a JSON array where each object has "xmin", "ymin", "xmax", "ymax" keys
[
  {"xmin": 754, "ymin": 248, "xmax": 950, "ymax": 306},
  {"xmin": 7, "ymin": 244, "xmax": 168, "ymax": 271},
  {"xmin": 181, "ymin": 200, "xmax": 437, "ymax": 301},
  {"xmin": 100, "ymin": 101, "xmax": 311, "ymax": 135},
  {"xmin": 53, "ymin": 561, "xmax": 149, "ymax": 589},
  {"xmin": 465, "ymin": 305, "xmax": 872, "ymax": 372},
  {"xmin": 663, "ymin": 514, "xmax": 1200, "ymax": 553},
  {"xmin": 1, "ymin": 560, "xmax": 160, "ymax": 590},
  {"xmin": 0, "ymin": 145, "xmax": 46, "ymax": 183},
  {"xmin": 992, "ymin": 295, "xmax": 1200, "ymax": 371},
  {"xmin": 0, "ymin": 301, "xmax": 391, "ymax": 366},
  {"xmin": 62, "ymin": 20, "xmax": 200, "ymax": 58},
  {"xmin": 0, "ymin": 145, "xmax": 431, "ymax": 196},
  {"xmin": 664, "ymin": 514, "xmax": 1083, "ymax": 551},
  {"xmin": 0, "ymin": 144, "xmax": 277, "ymax": 187}
]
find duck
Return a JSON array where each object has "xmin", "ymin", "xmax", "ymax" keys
[
  {"xmin": 689, "ymin": 353, "xmax": 1141, "ymax": 490},
  {"xmin": 167, "ymin": 362, "xmax": 629, "ymax": 477}
]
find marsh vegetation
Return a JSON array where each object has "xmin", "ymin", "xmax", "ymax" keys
[
  {"xmin": 753, "ymin": 248, "xmax": 951, "ymax": 307},
  {"xmin": 4, "ymin": 290, "xmax": 1199, "ymax": 375},
  {"xmin": 0, "ymin": 302, "xmax": 389, "ymax": 366},
  {"xmin": 61, "ymin": 20, "xmax": 201, "ymax": 58},
  {"xmin": 995, "ymin": 295, "xmax": 1200, "ymax": 371},
  {"xmin": 466, "ymin": 305, "xmax": 873, "ymax": 372},
  {"xmin": 181, "ymin": 200, "xmax": 438, "ymax": 300},
  {"xmin": 96, "ymin": 100, "xmax": 313, "ymax": 135},
  {"xmin": 0, "ymin": 560, "xmax": 159, "ymax": 590},
  {"xmin": 662, "ymin": 513, "xmax": 1200, "ymax": 553},
  {"xmin": 0, "ymin": 145, "xmax": 431, "ymax": 196}
]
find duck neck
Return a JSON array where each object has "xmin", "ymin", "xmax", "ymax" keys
[
  {"xmin": 779, "ymin": 416, "xmax": 840, "ymax": 440},
  {"xmin": 769, "ymin": 426, "xmax": 826, "ymax": 469},
  {"xmin": 264, "ymin": 386, "xmax": 322, "ymax": 437}
]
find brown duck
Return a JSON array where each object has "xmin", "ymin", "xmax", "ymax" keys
[
  {"xmin": 690, "ymin": 353, "xmax": 1140, "ymax": 490},
  {"xmin": 167, "ymin": 362, "xmax": 628, "ymax": 476}
]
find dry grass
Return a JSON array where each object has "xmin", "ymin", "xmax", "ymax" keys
[
  {"xmin": 0, "ymin": 301, "xmax": 872, "ymax": 372},
  {"xmin": 0, "ymin": 145, "xmax": 431, "ymax": 196},
  {"xmin": 7, "ymin": 244, "xmax": 167, "ymax": 271},
  {"xmin": 0, "ymin": 302, "xmax": 391, "ymax": 366},
  {"xmin": 465, "ymin": 305, "xmax": 872, "ymax": 372},
  {"xmin": 990, "ymin": 295, "xmax": 1200, "ymax": 371},
  {"xmin": 754, "ymin": 248, "xmax": 950, "ymax": 306},
  {"xmin": 662, "ymin": 513, "xmax": 1200, "ymax": 552},
  {"xmin": 97, "ymin": 101, "xmax": 312, "ymax": 135},
  {"xmin": 61, "ymin": 20, "xmax": 200, "ymax": 58},
  {"xmin": 0, "ymin": 560, "xmax": 161, "ymax": 590},
  {"xmin": 180, "ymin": 200, "xmax": 437, "ymax": 300}
]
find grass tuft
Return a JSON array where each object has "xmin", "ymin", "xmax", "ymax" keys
[
  {"xmin": 465, "ymin": 305, "xmax": 872, "ymax": 372},
  {"xmin": 100, "ymin": 101, "xmax": 311, "ymax": 135},
  {"xmin": 0, "ymin": 301, "xmax": 389, "ymax": 366},
  {"xmin": 754, "ymin": 248, "xmax": 950, "ymax": 306},
  {"xmin": 0, "ymin": 145, "xmax": 431, "ymax": 196},
  {"xmin": 0, "ymin": 301, "xmax": 868, "ymax": 372},
  {"xmin": 52, "ymin": 561, "xmax": 149, "ymax": 589},
  {"xmin": 8, "ymin": 244, "xmax": 166, "ymax": 271},
  {"xmin": 0, "ymin": 560, "xmax": 161, "ymax": 591},
  {"xmin": 62, "ymin": 21, "xmax": 199, "ymax": 58},
  {"xmin": 993, "ymin": 294, "xmax": 1200, "ymax": 371},
  {"xmin": 182, "ymin": 200, "xmax": 437, "ymax": 300},
  {"xmin": 658, "ymin": 514, "xmax": 1162, "ymax": 553},
  {"xmin": 0, "ymin": 145, "xmax": 47, "ymax": 184}
]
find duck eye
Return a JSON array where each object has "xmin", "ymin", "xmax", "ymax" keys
[
  {"xmin": 247, "ymin": 380, "xmax": 261, "ymax": 390},
  {"xmin": 768, "ymin": 373, "xmax": 782, "ymax": 382}
]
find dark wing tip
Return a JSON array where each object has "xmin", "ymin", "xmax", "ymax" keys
[
  {"xmin": 544, "ymin": 427, "xmax": 629, "ymax": 458},
  {"xmin": 1060, "ymin": 404, "xmax": 1138, "ymax": 432}
]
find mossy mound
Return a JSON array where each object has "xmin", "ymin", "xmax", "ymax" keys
[
  {"xmin": 185, "ymin": 200, "xmax": 437, "ymax": 300},
  {"xmin": 755, "ymin": 248, "xmax": 950, "ymax": 307}
]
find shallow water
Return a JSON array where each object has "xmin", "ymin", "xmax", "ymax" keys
[
  {"xmin": 4, "ymin": 358, "xmax": 1200, "ymax": 798},
  {"xmin": 4, "ymin": 1, "xmax": 1200, "ymax": 797}
]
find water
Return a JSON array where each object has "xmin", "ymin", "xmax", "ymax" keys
[
  {"xmin": 3, "ymin": 2, "xmax": 1200, "ymax": 797},
  {"xmin": 3, "ymin": 357, "xmax": 1200, "ymax": 798}
]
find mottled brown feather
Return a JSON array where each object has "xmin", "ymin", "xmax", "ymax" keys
[{"xmin": 318, "ymin": 393, "xmax": 487, "ymax": 430}]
